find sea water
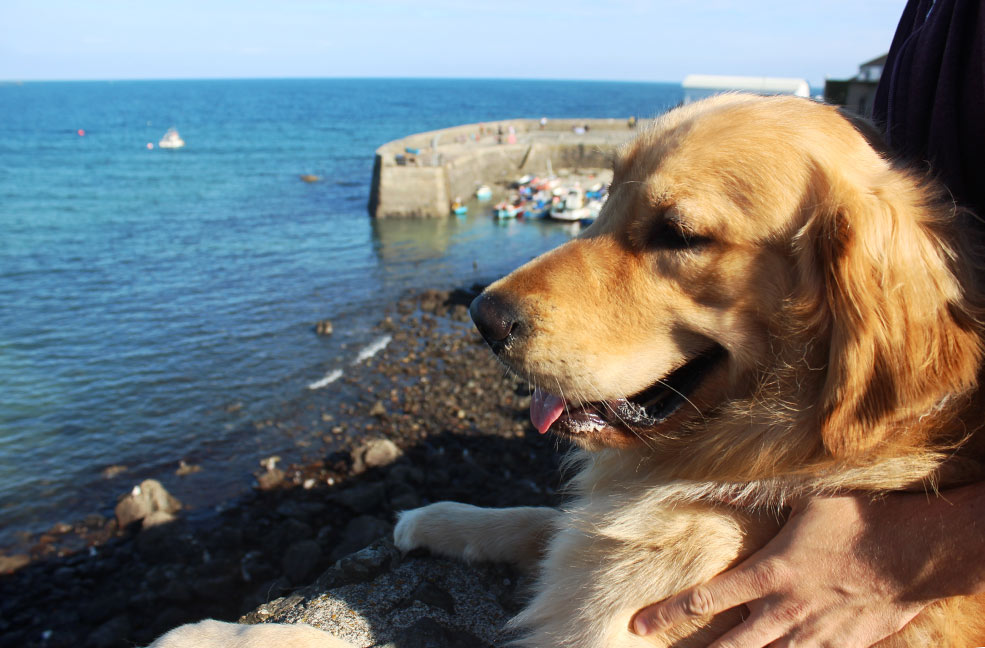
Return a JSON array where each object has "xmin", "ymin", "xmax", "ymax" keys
[{"xmin": 0, "ymin": 78, "xmax": 685, "ymax": 545}]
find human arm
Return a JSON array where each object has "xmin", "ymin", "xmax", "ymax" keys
[{"xmin": 631, "ymin": 484, "xmax": 985, "ymax": 647}]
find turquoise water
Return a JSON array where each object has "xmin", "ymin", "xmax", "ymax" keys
[{"xmin": 0, "ymin": 78, "xmax": 685, "ymax": 544}]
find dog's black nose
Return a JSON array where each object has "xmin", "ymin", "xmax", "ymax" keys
[{"xmin": 470, "ymin": 292, "xmax": 522, "ymax": 350}]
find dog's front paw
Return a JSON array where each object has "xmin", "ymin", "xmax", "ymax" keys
[
  {"xmin": 393, "ymin": 507, "xmax": 421, "ymax": 551},
  {"xmin": 393, "ymin": 504, "xmax": 440, "ymax": 552},
  {"xmin": 394, "ymin": 501, "xmax": 476, "ymax": 557}
]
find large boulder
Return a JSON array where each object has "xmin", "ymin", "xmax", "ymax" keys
[
  {"xmin": 351, "ymin": 439, "xmax": 403, "ymax": 474},
  {"xmin": 241, "ymin": 539, "xmax": 526, "ymax": 647},
  {"xmin": 114, "ymin": 479, "xmax": 182, "ymax": 529}
]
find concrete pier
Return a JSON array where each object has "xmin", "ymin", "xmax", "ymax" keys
[{"xmin": 368, "ymin": 118, "xmax": 641, "ymax": 218}]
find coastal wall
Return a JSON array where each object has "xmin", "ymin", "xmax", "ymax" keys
[{"xmin": 369, "ymin": 118, "xmax": 639, "ymax": 219}]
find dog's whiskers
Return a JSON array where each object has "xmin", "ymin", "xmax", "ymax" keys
[
  {"xmin": 654, "ymin": 378, "xmax": 706, "ymax": 420},
  {"xmin": 554, "ymin": 377, "xmax": 572, "ymax": 420},
  {"xmin": 588, "ymin": 383, "xmax": 658, "ymax": 451}
]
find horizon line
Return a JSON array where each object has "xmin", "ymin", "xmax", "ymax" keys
[
  {"xmin": 0, "ymin": 74, "xmax": 827, "ymax": 88},
  {"xmin": 1, "ymin": 74, "xmax": 690, "ymax": 84}
]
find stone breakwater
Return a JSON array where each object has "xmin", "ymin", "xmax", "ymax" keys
[{"xmin": 369, "ymin": 118, "xmax": 641, "ymax": 218}]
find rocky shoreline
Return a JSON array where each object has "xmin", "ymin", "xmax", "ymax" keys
[{"xmin": 0, "ymin": 285, "xmax": 568, "ymax": 648}]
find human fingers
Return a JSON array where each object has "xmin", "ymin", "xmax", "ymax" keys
[
  {"xmin": 704, "ymin": 609, "xmax": 793, "ymax": 648},
  {"xmin": 631, "ymin": 559, "xmax": 784, "ymax": 636}
]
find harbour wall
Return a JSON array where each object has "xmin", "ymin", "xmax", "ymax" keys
[{"xmin": 369, "ymin": 118, "xmax": 640, "ymax": 219}]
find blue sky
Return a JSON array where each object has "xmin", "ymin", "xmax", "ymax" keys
[{"xmin": 1, "ymin": 0, "xmax": 906, "ymax": 85}]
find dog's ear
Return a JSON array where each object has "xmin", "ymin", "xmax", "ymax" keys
[{"xmin": 794, "ymin": 168, "xmax": 982, "ymax": 459}]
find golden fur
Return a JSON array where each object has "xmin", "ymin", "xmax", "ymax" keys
[
  {"xmin": 398, "ymin": 94, "xmax": 985, "ymax": 647},
  {"xmin": 151, "ymin": 94, "xmax": 985, "ymax": 648}
]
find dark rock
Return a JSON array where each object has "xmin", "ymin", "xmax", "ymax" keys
[
  {"xmin": 260, "ymin": 518, "xmax": 313, "ymax": 556},
  {"xmin": 151, "ymin": 607, "xmax": 193, "ymax": 638},
  {"xmin": 136, "ymin": 523, "xmax": 195, "ymax": 564},
  {"xmin": 79, "ymin": 589, "xmax": 129, "ymax": 623},
  {"xmin": 239, "ymin": 550, "xmax": 273, "ymax": 584},
  {"xmin": 51, "ymin": 566, "xmax": 76, "ymax": 584},
  {"xmin": 326, "ymin": 540, "xmax": 402, "ymax": 588},
  {"xmin": 327, "ymin": 482, "xmax": 385, "ymax": 513},
  {"xmin": 390, "ymin": 492, "xmax": 422, "ymax": 511},
  {"xmin": 85, "ymin": 614, "xmax": 130, "ymax": 648},
  {"xmin": 324, "ymin": 450, "xmax": 352, "ymax": 473},
  {"xmin": 405, "ymin": 580, "xmax": 457, "ymax": 616},
  {"xmin": 385, "ymin": 464, "xmax": 424, "ymax": 487},
  {"xmin": 161, "ymin": 577, "xmax": 193, "ymax": 603},
  {"xmin": 330, "ymin": 515, "xmax": 391, "ymax": 562},
  {"xmin": 241, "ymin": 576, "xmax": 293, "ymax": 617},
  {"xmin": 384, "ymin": 617, "xmax": 493, "ymax": 648},
  {"xmin": 282, "ymin": 539, "xmax": 322, "ymax": 585}
]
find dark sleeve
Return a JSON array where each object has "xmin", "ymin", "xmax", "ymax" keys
[{"xmin": 873, "ymin": 0, "xmax": 985, "ymax": 218}]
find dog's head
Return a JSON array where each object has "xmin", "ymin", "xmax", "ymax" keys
[{"xmin": 472, "ymin": 94, "xmax": 982, "ymax": 475}]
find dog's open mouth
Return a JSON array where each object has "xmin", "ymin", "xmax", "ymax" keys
[{"xmin": 530, "ymin": 345, "xmax": 727, "ymax": 437}]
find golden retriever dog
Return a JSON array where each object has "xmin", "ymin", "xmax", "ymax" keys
[{"xmin": 151, "ymin": 94, "xmax": 985, "ymax": 647}]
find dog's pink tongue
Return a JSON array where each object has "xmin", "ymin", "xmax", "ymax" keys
[{"xmin": 530, "ymin": 389, "xmax": 566, "ymax": 434}]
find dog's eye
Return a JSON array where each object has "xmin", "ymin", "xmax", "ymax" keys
[{"xmin": 647, "ymin": 221, "xmax": 712, "ymax": 251}]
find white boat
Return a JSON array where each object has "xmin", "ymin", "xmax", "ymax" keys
[
  {"xmin": 549, "ymin": 186, "xmax": 586, "ymax": 220},
  {"xmin": 475, "ymin": 185, "xmax": 493, "ymax": 201},
  {"xmin": 158, "ymin": 128, "xmax": 185, "ymax": 149},
  {"xmin": 551, "ymin": 205, "xmax": 592, "ymax": 222}
]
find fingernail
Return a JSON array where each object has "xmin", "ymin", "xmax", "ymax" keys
[{"xmin": 633, "ymin": 617, "xmax": 650, "ymax": 636}]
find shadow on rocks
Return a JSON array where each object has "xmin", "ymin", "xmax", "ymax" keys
[
  {"xmin": 244, "ymin": 538, "xmax": 526, "ymax": 647},
  {"xmin": 0, "ymin": 430, "xmax": 563, "ymax": 648}
]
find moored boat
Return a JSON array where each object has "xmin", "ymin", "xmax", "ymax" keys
[
  {"xmin": 494, "ymin": 201, "xmax": 518, "ymax": 219},
  {"xmin": 158, "ymin": 128, "xmax": 185, "ymax": 149}
]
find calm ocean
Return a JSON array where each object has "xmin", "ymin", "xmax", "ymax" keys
[{"xmin": 0, "ymin": 78, "xmax": 685, "ymax": 546}]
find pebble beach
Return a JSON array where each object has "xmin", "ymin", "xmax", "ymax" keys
[{"xmin": 0, "ymin": 284, "xmax": 568, "ymax": 648}]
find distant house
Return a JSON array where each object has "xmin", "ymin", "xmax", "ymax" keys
[
  {"xmin": 682, "ymin": 75, "xmax": 811, "ymax": 103},
  {"xmin": 824, "ymin": 54, "xmax": 887, "ymax": 117}
]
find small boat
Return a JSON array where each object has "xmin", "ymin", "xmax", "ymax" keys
[
  {"xmin": 158, "ymin": 128, "xmax": 185, "ymax": 149},
  {"xmin": 451, "ymin": 199, "xmax": 468, "ymax": 215},
  {"xmin": 549, "ymin": 186, "xmax": 586, "ymax": 221},
  {"xmin": 494, "ymin": 201, "xmax": 518, "ymax": 219},
  {"xmin": 524, "ymin": 202, "xmax": 550, "ymax": 219},
  {"xmin": 585, "ymin": 183, "xmax": 607, "ymax": 200},
  {"xmin": 551, "ymin": 205, "xmax": 592, "ymax": 222},
  {"xmin": 475, "ymin": 185, "xmax": 493, "ymax": 202}
]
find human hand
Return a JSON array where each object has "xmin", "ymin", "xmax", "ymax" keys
[{"xmin": 630, "ymin": 493, "xmax": 970, "ymax": 648}]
